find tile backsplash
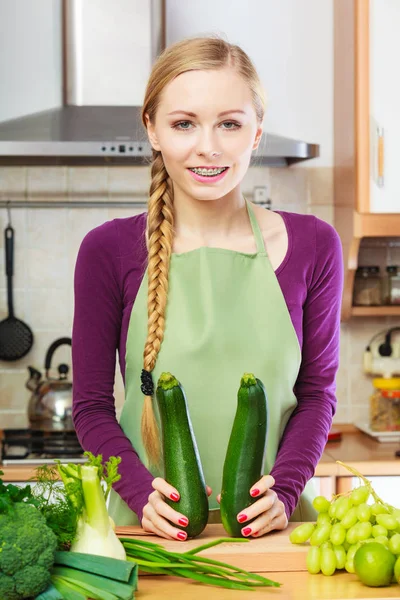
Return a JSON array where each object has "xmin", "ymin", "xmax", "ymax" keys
[{"xmin": 0, "ymin": 165, "xmax": 389, "ymax": 429}]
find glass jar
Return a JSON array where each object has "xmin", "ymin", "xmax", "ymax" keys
[
  {"xmin": 370, "ymin": 378, "xmax": 400, "ymax": 432},
  {"xmin": 353, "ymin": 266, "xmax": 382, "ymax": 306},
  {"xmin": 386, "ymin": 265, "xmax": 400, "ymax": 305}
]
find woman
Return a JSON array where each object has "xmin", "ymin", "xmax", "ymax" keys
[{"xmin": 72, "ymin": 36, "xmax": 343, "ymax": 541}]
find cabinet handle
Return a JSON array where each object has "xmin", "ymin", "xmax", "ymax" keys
[{"xmin": 377, "ymin": 126, "xmax": 384, "ymax": 188}]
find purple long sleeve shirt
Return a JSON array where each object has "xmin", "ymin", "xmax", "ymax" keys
[{"xmin": 72, "ymin": 209, "xmax": 343, "ymax": 523}]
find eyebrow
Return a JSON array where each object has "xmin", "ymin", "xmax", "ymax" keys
[{"xmin": 167, "ymin": 109, "xmax": 246, "ymax": 117}]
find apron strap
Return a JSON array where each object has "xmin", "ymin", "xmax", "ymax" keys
[{"xmin": 245, "ymin": 199, "xmax": 267, "ymax": 255}]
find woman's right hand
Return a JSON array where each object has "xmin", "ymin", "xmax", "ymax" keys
[{"xmin": 141, "ymin": 477, "xmax": 211, "ymax": 541}]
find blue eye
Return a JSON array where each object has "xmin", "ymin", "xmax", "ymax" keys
[
  {"xmin": 173, "ymin": 121, "xmax": 193, "ymax": 130},
  {"xmin": 172, "ymin": 120, "xmax": 242, "ymax": 131}
]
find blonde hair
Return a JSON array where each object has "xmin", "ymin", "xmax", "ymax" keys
[{"xmin": 140, "ymin": 36, "xmax": 266, "ymax": 468}]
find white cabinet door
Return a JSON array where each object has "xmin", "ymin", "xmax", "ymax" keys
[{"xmin": 369, "ymin": 0, "xmax": 400, "ymax": 213}]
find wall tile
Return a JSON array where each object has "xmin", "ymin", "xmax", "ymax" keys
[
  {"xmin": 68, "ymin": 167, "xmax": 108, "ymax": 200},
  {"xmin": 0, "ymin": 371, "xmax": 30, "ymax": 411},
  {"xmin": 307, "ymin": 167, "xmax": 334, "ymax": 206},
  {"xmin": 27, "ymin": 209, "xmax": 67, "ymax": 248},
  {"xmin": 269, "ymin": 167, "xmax": 308, "ymax": 207},
  {"xmin": 0, "ymin": 411, "xmax": 29, "ymax": 429},
  {"xmin": 307, "ymin": 204, "xmax": 334, "ymax": 225},
  {"xmin": 108, "ymin": 203, "xmax": 147, "ymax": 221},
  {"xmin": 0, "ymin": 167, "xmax": 27, "ymax": 199},
  {"xmin": 26, "ymin": 247, "xmax": 68, "ymax": 289},
  {"xmin": 108, "ymin": 166, "xmax": 151, "ymax": 195},
  {"xmin": 27, "ymin": 167, "xmax": 67, "ymax": 199},
  {"xmin": 28, "ymin": 288, "xmax": 71, "ymax": 331}
]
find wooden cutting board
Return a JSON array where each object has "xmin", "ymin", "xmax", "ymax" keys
[{"xmin": 117, "ymin": 522, "xmax": 309, "ymax": 573}]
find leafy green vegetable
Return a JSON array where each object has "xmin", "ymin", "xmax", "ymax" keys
[
  {"xmin": 120, "ymin": 536, "xmax": 281, "ymax": 590},
  {"xmin": 31, "ymin": 464, "xmax": 81, "ymax": 550},
  {"xmin": 0, "ymin": 469, "xmax": 38, "ymax": 513},
  {"xmin": 37, "ymin": 552, "xmax": 138, "ymax": 600},
  {"xmin": 0, "ymin": 501, "xmax": 58, "ymax": 599}
]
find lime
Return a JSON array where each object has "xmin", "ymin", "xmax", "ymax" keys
[{"xmin": 354, "ymin": 542, "xmax": 396, "ymax": 587}]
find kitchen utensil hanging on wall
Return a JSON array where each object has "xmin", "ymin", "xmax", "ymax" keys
[{"xmin": 0, "ymin": 204, "xmax": 34, "ymax": 361}]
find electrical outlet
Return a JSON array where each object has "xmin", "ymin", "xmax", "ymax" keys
[{"xmin": 253, "ymin": 185, "xmax": 269, "ymax": 204}]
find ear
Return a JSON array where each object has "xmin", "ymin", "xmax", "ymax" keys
[
  {"xmin": 144, "ymin": 113, "xmax": 161, "ymax": 151},
  {"xmin": 252, "ymin": 124, "xmax": 263, "ymax": 151}
]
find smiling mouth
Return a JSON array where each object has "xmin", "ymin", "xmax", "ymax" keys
[{"xmin": 188, "ymin": 166, "xmax": 229, "ymax": 176}]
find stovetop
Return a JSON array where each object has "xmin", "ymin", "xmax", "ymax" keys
[{"xmin": 1, "ymin": 428, "xmax": 85, "ymax": 465}]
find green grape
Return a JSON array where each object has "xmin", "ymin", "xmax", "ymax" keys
[
  {"xmin": 356, "ymin": 502, "xmax": 371, "ymax": 522},
  {"xmin": 374, "ymin": 535, "xmax": 390, "ymax": 548},
  {"xmin": 341, "ymin": 507, "xmax": 358, "ymax": 529},
  {"xmin": 317, "ymin": 512, "xmax": 331, "ymax": 526},
  {"xmin": 335, "ymin": 496, "xmax": 352, "ymax": 521},
  {"xmin": 346, "ymin": 524, "xmax": 359, "ymax": 545},
  {"xmin": 320, "ymin": 540, "xmax": 333, "ymax": 550},
  {"xmin": 355, "ymin": 521, "xmax": 372, "ymax": 541},
  {"xmin": 362, "ymin": 538, "xmax": 375, "ymax": 544},
  {"xmin": 343, "ymin": 540, "xmax": 351, "ymax": 552},
  {"xmin": 333, "ymin": 544, "xmax": 346, "ymax": 569},
  {"xmin": 389, "ymin": 533, "xmax": 400, "ymax": 555},
  {"xmin": 346, "ymin": 542, "xmax": 361, "ymax": 563},
  {"xmin": 345, "ymin": 559, "xmax": 355, "ymax": 573},
  {"xmin": 350, "ymin": 485, "xmax": 370, "ymax": 506},
  {"xmin": 307, "ymin": 546, "xmax": 321, "ymax": 574},
  {"xmin": 370, "ymin": 502, "xmax": 389, "ymax": 516},
  {"xmin": 372, "ymin": 524, "xmax": 388, "ymax": 538},
  {"xmin": 328, "ymin": 499, "xmax": 339, "ymax": 519},
  {"xmin": 289, "ymin": 522, "xmax": 315, "ymax": 544},
  {"xmin": 310, "ymin": 523, "xmax": 332, "ymax": 546},
  {"xmin": 330, "ymin": 523, "xmax": 346, "ymax": 546},
  {"xmin": 312, "ymin": 495, "xmax": 331, "ymax": 513},
  {"xmin": 376, "ymin": 513, "xmax": 398, "ymax": 530},
  {"xmin": 320, "ymin": 547, "xmax": 336, "ymax": 576}
]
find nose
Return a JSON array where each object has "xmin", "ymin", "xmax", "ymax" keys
[{"xmin": 195, "ymin": 129, "xmax": 221, "ymax": 160}]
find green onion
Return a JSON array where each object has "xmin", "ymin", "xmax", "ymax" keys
[{"xmin": 120, "ymin": 536, "xmax": 281, "ymax": 590}]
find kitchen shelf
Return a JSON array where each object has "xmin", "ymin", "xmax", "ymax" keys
[{"xmin": 351, "ymin": 305, "xmax": 400, "ymax": 317}]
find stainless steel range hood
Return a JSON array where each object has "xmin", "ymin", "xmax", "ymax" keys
[{"xmin": 0, "ymin": 0, "xmax": 319, "ymax": 167}]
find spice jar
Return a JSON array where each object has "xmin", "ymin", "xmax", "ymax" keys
[
  {"xmin": 386, "ymin": 266, "xmax": 400, "ymax": 305},
  {"xmin": 353, "ymin": 266, "xmax": 382, "ymax": 306},
  {"xmin": 370, "ymin": 378, "xmax": 400, "ymax": 432}
]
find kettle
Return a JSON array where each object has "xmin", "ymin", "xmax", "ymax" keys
[{"xmin": 26, "ymin": 337, "xmax": 73, "ymax": 431}]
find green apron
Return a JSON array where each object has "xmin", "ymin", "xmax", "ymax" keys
[{"xmin": 109, "ymin": 199, "xmax": 317, "ymax": 525}]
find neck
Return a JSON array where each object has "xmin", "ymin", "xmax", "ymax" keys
[{"xmin": 173, "ymin": 186, "xmax": 249, "ymax": 241}]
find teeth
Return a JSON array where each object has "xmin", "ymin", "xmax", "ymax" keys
[{"xmin": 190, "ymin": 167, "xmax": 227, "ymax": 176}]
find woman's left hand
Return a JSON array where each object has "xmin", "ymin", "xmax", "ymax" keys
[{"xmin": 217, "ymin": 475, "xmax": 288, "ymax": 537}]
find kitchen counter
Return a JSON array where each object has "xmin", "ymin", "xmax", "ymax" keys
[{"xmin": 117, "ymin": 524, "xmax": 400, "ymax": 599}]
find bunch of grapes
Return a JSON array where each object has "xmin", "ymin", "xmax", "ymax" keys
[{"xmin": 290, "ymin": 462, "xmax": 400, "ymax": 576}]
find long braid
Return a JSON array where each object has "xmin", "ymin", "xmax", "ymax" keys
[{"xmin": 141, "ymin": 151, "xmax": 174, "ymax": 468}]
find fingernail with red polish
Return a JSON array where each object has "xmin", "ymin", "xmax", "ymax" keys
[
  {"xmin": 242, "ymin": 527, "xmax": 252, "ymax": 536},
  {"xmin": 170, "ymin": 492, "xmax": 180, "ymax": 501},
  {"xmin": 177, "ymin": 531, "xmax": 187, "ymax": 540},
  {"xmin": 250, "ymin": 489, "xmax": 260, "ymax": 497},
  {"xmin": 178, "ymin": 517, "xmax": 188, "ymax": 526},
  {"xmin": 237, "ymin": 514, "xmax": 247, "ymax": 523}
]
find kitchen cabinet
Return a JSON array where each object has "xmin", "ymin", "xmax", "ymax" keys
[
  {"xmin": 334, "ymin": 0, "xmax": 400, "ymax": 320},
  {"xmin": 367, "ymin": 0, "xmax": 400, "ymax": 214}
]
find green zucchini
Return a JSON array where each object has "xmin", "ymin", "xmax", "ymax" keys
[
  {"xmin": 220, "ymin": 373, "xmax": 268, "ymax": 537},
  {"xmin": 156, "ymin": 372, "xmax": 209, "ymax": 538}
]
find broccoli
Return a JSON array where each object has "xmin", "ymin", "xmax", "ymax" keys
[{"xmin": 0, "ymin": 502, "xmax": 58, "ymax": 600}]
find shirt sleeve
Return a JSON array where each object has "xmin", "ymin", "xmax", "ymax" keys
[
  {"xmin": 72, "ymin": 221, "xmax": 153, "ymax": 523},
  {"xmin": 270, "ymin": 218, "xmax": 344, "ymax": 519}
]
